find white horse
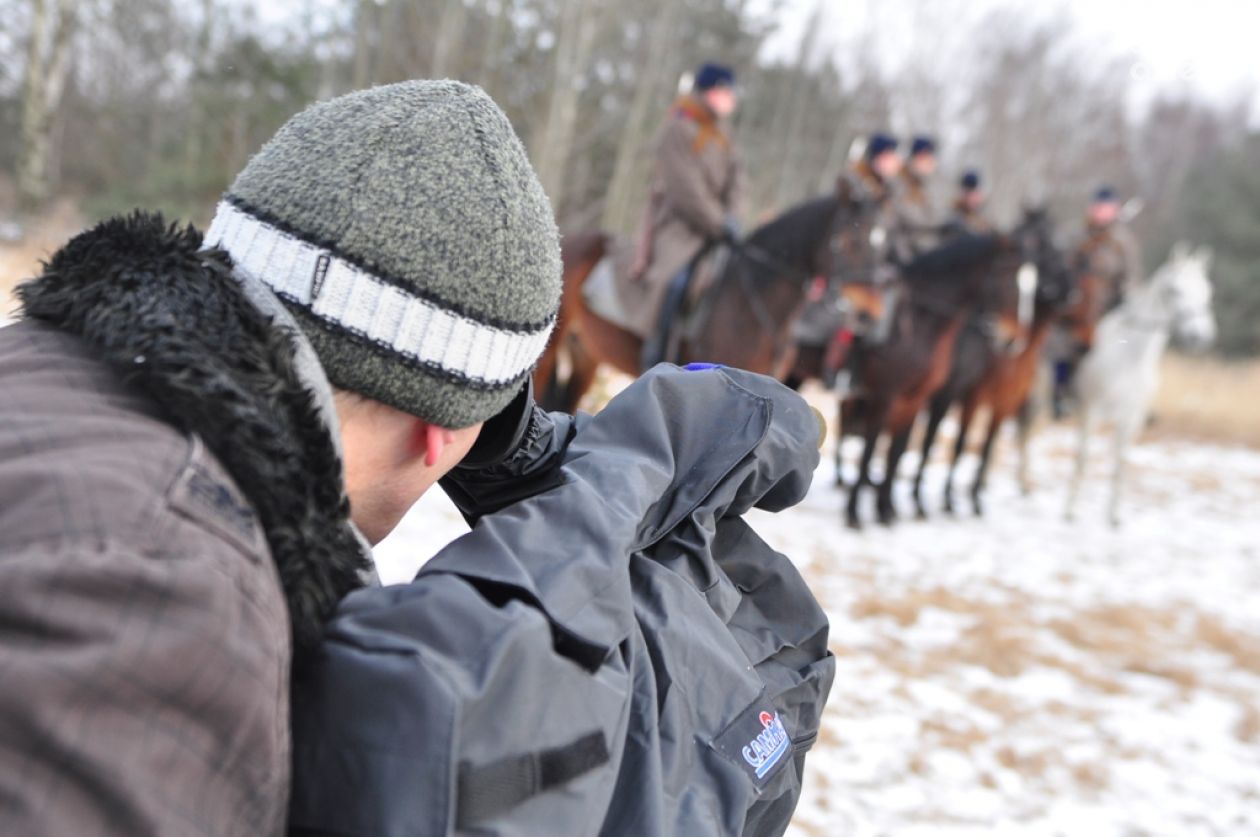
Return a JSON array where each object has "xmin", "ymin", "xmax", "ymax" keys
[{"xmin": 1065, "ymin": 243, "xmax": 1217, "ymax": 525}]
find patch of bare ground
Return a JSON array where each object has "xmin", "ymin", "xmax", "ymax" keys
[
  {"xmin": 850, "ymin": 586, "xmax": 984, "ymax": 627},
  {"xmin": 1236, "ymin": 703, "xmax": 1260, "ymax": 744},
  {"xmin": 851, "ymin": 589, "xmax": 1141, "ymax": 693},
  {"xmin": 1195, "ymin": 614, "xmax": 1260, "ymax": 674},
  {"xmin": 1050, "ymin": 604, "xmax": 1207, "ymax": 690},
  {"xmin": 917, "ymin": 716, "xmax": 990, "ymax": 753}
]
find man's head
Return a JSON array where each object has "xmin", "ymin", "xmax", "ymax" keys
[
  {"xmin": 866, "ymin": 133, "xmax": 901, "ymax": 181},
  {"xmin": 204, "ymin": 81, "xmax": 562, "ymax": 542},
  {"xmin": 909, "ymin": 136, "xmax": 937, "ymax": 177},
  {"xmin": 1089, "ymin": 185, "xmax": 1121, "ymax": 226},
  {"xmin": 694, "ymin": 62, "xmax": 738, "ymax": 118}
]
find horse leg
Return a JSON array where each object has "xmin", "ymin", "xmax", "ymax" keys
[
  {"xmin": 1016, "ymin": 398, "xmax": 1034, "ymax": 496},
  {"xmin": 971, "ymin": 411, "xmax": 1004, "ymax": 518},
  {"xmin": 1109, "ymin": 417, "xmax": 1140, "ymax": 528},
  {"xmin": 847, "ymin": 401, "xmax": 889, "ymax": 530},
  {"xmin": 878, "ymin": 422, "xmax": 913, "ymax": 526},
  {"xmin": 561, "ymin": 344, "xmax": 601, "ymax": 414},
  {"xmin": 1065, "ymin": 406, "xmax": 1093, "ymax": 521},
  {"xmin": 944, "ymin": 396, "xmax": 977, "ymax": 515},
  {"xmin": 834, "ymin": 397, "xmax": 849, "ymax": 488},
  {"xmin": 913, "ymin": 396, "xmax": 948, "ymax": 519}
]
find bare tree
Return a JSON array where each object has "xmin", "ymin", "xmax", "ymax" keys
[
  {"xmin": 530, "ymin": 0, "xmax": 603, "ymax": 211},
  {"xmin": 430, "ymin": 0, "xmax": 469, "ymax": 78},
  {"xmin": 600, "ymin": 0, "xmax": 683, "ymax": 233},
  {"xmin": 16, "ymin": 0, "xmax": 76, "ymax": 213}
]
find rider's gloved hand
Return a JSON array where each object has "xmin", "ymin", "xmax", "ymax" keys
[
  {"xmin": 458, "ymin": 379, "xmax": 536, "ymax": 469},
  {"xmin": 440, "ymin": 379, "xmax": 578, "ymax": 523}
]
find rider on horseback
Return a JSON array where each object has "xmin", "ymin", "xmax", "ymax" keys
[
  {"xmin": 1052, "ymin": 185, "xmax": 1144, "ymax": 416},
  {"xmin": 634, "ymin": 62, "xmax": 743, "ymax": 370},
  {"xmin": 1073, "ymin": 185, "xmax": 1143, "ymax": 312},
  {"xmin": 890, "ymin": 135, "xmax": 942, "ymax": 262},
  {"xmin": 947, "ymin": 169, "xmax": 991, "ymax": 234},
  {"xmin": 785, "ymin": 134, "xmax": 900, "ymax": 389}
]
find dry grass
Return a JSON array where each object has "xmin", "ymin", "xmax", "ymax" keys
[{"xmin": 1149, "ymin": 353, "xmax": 1260, "ymax": 448}]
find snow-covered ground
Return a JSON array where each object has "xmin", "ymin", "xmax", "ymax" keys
[{"xmin": 374, "ymin": 408, "xmax": 1260, "ymax": 836}]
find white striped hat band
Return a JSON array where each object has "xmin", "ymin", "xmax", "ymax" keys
[{"xmin": 203, "ymin": 200, "xmax": 554, "ymax": 389}]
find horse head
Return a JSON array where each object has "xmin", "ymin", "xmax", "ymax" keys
[
  {"xmin": 980, "ymin": 232, "xmax": 1035, "ymax": 351},
  {"xmin": 1015, "ymin": 206, "xmax": 1073, "ymax": 312},
  {"xmin": 1153, "ymin": 243, "xmax": 1216, "ymax": 350}
]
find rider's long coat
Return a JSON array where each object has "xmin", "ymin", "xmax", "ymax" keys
[{"xmin": 622, "ymin": 95, "xmax": 742, "ymax": 338}]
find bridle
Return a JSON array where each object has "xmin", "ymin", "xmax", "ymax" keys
[{"xmin": 700, "ymin": 196, "xmax": 877, "ymax": 365}]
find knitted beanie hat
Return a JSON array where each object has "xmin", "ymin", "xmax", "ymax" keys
[{"xmin": 204, "ymin": 80, "xmax": 562, "ymax": 429}]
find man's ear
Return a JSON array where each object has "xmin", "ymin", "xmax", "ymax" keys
[{"xmin": 412, "ymin": 421, "xmax": 456, "ymax": 468}]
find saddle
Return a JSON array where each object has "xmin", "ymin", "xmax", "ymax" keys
[{"xmin": 582, "ymin": 238, "xmax": 728, "ymax": 355}]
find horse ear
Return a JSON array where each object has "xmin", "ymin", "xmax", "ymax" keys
[{"xmin": 1194, "ymin": 245, "xmax": 1214, "ymax": 271}]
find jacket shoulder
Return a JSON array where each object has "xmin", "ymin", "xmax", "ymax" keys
[
  {"xmin": 0, "ymin": 320, "xmax": 268, "ymax": 563},
  {"xmin": 659, "ymin": 110, "xmax": 701, "ymax": 146}
]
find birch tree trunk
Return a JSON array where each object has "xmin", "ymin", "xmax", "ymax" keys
[
  {"xmin": 17, "ymin": 0, "xmax": 76, "ymax": 213},
  {"xmin": 600, "ymin": 0, "xmax": 681, "ymax": 234},
  {"xmin": 477, "ymin": 0, "xmax": 509, "ymax": 99},
  {"xmin": 430, "ymin": 0, "xmax": 469, "ymax": 78},
  {"xmin": 772, "ymin": 1, "xmax": 823, "ymax": 209},
  {"xmin": 352, "ymin": 0, "xmax": 376, "ymax": 88},
  {"xmin": 530, "ymin": 1, "xmax": 601, "ymax": 215}
]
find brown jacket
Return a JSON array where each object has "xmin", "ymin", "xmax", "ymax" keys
[
  {"xmin": 890, "ymin": 170, "xmax": 939, "ymax": 262},
  {"xmin": 0, "ymin": 214, "xmax": 367, "ymax": 835},
  {"xmin": 623, "ymin": 95, "xmax": 741, "ymax": 337},
  {"xmin": 1075, "ymin": 221, "xmax": 1142, "ymax": 307},
  {"xmin": 0, "ymin": 322, "xmax": 291, "ymax": 835},
  {"xmin": 839, "ymin": 160, "xmax": 897, "ymax": 267},
  {"xmin": 950, "ymin": 198, "xmax": 991, "ymax": 234}
]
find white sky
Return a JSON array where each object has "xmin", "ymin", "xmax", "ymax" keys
[{"xmin": 752, "ymin": 0, "xmax": 1258, "ymax": 118}]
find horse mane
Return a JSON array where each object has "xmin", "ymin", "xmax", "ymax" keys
[
  {"xmin": 743, "ymin": 195, "xmax": 839, "ymax": 261},
  {"xmin": 905, "ymin": 232, "xmax": 999, "ymax": 278}
]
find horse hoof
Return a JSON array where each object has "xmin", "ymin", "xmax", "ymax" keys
[
  {"xmin": 915, "ymin": 508, "xmax": 928, "ymax": 521},
  {"xmin": 845, "ymin": 514, "xmax": 862, "ymax": 531}
]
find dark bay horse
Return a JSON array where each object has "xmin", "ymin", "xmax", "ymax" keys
[
  {"xmin": 534, "ymin": 178, "xmax": 878, "ymax": 412},
  {"xmin": 911, "ymin": 209, "xmax": 1074, "ymax": 518},
  {"xmin": 843, "ymin": 233, "xmax": 1025, "ymax": 529}
]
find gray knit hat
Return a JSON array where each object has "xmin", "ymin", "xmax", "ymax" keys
[{"xmin": 204, "ymin": 80, "xmax": 561, "ymax": 428}]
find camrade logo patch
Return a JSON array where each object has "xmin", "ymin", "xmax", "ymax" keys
[{"xmin": 742, "ymin": 711, "xmax": 789, "ymax": 779}]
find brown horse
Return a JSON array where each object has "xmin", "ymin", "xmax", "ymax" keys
[
  {"xmin": 911, "ymin": 208, "xmax": 1075, "ymax": 518},
  {"xmin": 534, "ymin": 179, "xmax": 879, "ymax": 412},
  {"xmin": 843, "ymin": 234, "xmax": 1024, "ymax": 529}
]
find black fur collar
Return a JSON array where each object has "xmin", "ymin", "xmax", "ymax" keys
[{"xmin": 18, "ymin": 211, "xmax": 368, "ymax": 661}]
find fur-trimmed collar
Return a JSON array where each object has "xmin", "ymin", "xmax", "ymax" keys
[
  {"xmin": 18, "ymin": 211, "xmax": 368, "ymax": 662},
  {"xmin": 671, "ymin": 93, "xmax": 730, "ymax": 153}
]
